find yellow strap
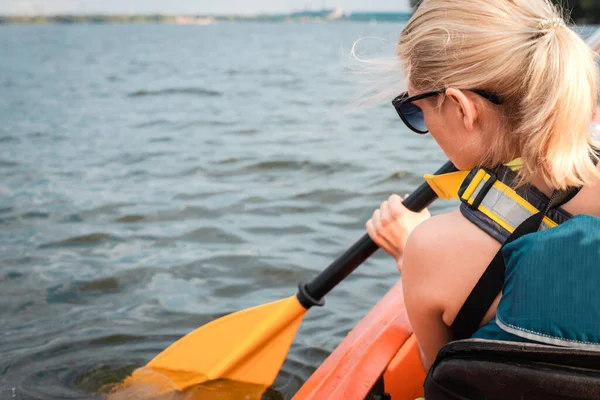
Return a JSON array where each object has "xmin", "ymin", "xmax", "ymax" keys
[
  {"xmin": 423, "ymin": 158, "xmax": 521, "ymax": 201},
  {"xmin": 460, "ymin": 169, "xmax": 489, "ymax": 205},
  {"xmin": 424, "ymin": 165, "xmax": 558, "ymax": 233}
]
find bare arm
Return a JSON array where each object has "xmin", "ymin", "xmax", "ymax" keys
[
  {"xmin": 401, "ymin": 218, "xmax": 454, "ymax": 369},
  {"xmin": 401, "ymin": 210, "xmax": 503, "ymax": 369}
]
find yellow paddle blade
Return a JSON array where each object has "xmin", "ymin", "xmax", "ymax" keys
[
  {"xmin": 423, "ymin": 171, "xmax": 469, "ymax": 200},
  {"xmin": 123, "ymin": 295, "xmax": 307, "ymax": 392}
]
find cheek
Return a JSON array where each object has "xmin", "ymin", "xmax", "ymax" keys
[
  {"xmin": 424, "ymin": 112, "xmax": 484, "ymax": 170},
  {"xmin": 423, "ymin": 111, "xmax": 455, "ymax": 151}
]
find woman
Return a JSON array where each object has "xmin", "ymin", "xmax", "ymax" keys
[{"xmin": 366, "ymin": 0, "xmax": 600, "ymax": 370}]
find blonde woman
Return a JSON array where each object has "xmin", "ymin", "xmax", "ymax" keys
[{"xmin": 367, "ymin": 0, "xmax": 600, "ymax": 370}]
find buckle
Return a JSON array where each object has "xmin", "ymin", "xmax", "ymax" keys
[{"xmin": 459, "ymin": 167, "xmax": 498, "ymax": 210}]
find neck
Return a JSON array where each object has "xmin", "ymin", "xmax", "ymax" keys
[{"xmin": 530, "ymin": 174, "xmax": 554, "ymax": 198}]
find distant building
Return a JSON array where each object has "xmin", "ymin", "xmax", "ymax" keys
[
  {"xmin": 288, "ymin": 8, "xmax": 410, "ymax": 22},
  {"xmin": 289, "ymin": 8, "xmax": 349, "ymax": 20},
  {"xmin": 174, "ymin": 16, "xmax": 215, "ymax": 25},
  {"xmin": 349, "ymin": 11, "xmax": 412, "ymax": 22}
]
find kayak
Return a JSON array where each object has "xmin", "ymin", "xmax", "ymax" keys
[{"xmin": 293, "ymin": 280, "xmax": 425, "ymax": 400}]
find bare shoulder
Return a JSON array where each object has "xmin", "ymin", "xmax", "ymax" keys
[
  {"xmin": 401, "ymin": 208, "xmax": 501, "ymax": 321},
  {"xmin": 403, "ymin": 208, "xmax": 493, "ymax": 274}
]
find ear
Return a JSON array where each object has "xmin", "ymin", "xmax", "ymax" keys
[{"xmin": 445, "ymin": 88, "xmax": 477, "ymax": 131}]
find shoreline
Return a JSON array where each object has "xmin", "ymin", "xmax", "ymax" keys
[{"xmin": 0, "ymin": 12, "xmax": 412, "ymax": 25}]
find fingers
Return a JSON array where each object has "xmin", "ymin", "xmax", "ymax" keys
[
  {"xmin": 372, "ymin": 209, "xmax": 382, "ymax": 231},
  {"xmin": 366, "ymin": 214, "xmax": 399, "ymax": 258},
  {"xmin": 380, "ymin": 199, "xmax": 391, "ymax": 223},
  {"xmin": 367, "ymin": 197, "xmax": 404, "ymax": 259},
  {"xmin": 367, "ymin": 193, "xmax": 431, "ymax": 263},
  {"xmin": 388, "ymin": 194, "xmax": 405, "ymax": 219}
]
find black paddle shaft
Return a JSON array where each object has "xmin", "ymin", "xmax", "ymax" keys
[{"xmin": 296, "ymin": 161, "xmax": 458, "ymax": 309}]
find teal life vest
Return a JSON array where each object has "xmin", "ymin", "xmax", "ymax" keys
[{"xmin": 473, "ymin": 214, "xmax": 600, "ymax": 348}]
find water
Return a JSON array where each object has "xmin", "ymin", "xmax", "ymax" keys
[{"xmin": 0, "ymin": 22, "xmax": 451, "ymax": 399}]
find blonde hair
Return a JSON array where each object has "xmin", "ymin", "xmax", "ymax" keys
[{"xmin": 398, "ymin": 0, "xmax": 600, "ymax": 189}]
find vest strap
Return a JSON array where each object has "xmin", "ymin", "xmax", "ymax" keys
[{"xmin": 425, "ymin": 166, "xmax": 560, "ymax": 235}]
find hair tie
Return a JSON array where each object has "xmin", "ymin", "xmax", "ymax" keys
[{"xmin": 537, "ymin": 17, "xmax": 565, "ymax": 31}]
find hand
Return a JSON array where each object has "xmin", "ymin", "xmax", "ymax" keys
[{"xmin": 366, "ymin": 194, "xmax": 431, "ymax": 264}]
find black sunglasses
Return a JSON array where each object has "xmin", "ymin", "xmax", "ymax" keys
[{"xmin": 392, "ymin": 89, "xmax": 503, "ymax": 134}]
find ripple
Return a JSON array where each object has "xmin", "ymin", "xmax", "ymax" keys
[
  {"xmin": 215, "ymin": 157, "xmax": 249, "ymax": 165},
  {"xmin": 0, "ymin": 159, "xmax": 18, "ymax": 167},
  {"xmin": 127, "ymin": 87, "xmax": 222, "ymax": 98},
  {"xmin": 244, "ymin": 225, "xmax": 315, "ymax": 235},
  {"xmin": 336, "ymin": 205, "xmax": 370, "ymax": 219},
  {"xmin": 206, "ymin": 160, "xmax": 353, "ymax": 178},
  {"xmin": 0, "ymin": 337, "xmax": 148, "ymax": 400},
  {"xmin": 374, "ymin": 170, "xmax": 411, "ymax": 184},
  {"xmin": 0, "ymin": 210, "xmax": 51, "ymax": 225},
  {"xmin": 115, "ymin": 206, "xmax": 222, "ymax": 224},
  {"xmin": 78, "ymin": 278, "xmax": 121, "ymax": 294},
  {"xmin": 244, "ymin": 160, "xmax": 340, "ymax": 173},
  {"xmin": 73, "ymin": 203, "xmax": 133, "ymax": 220},
  {"xmin": 178, "ymin": 227, "xmax": 243, "ymax": 244},
  {"xmin": 229, "ymin": 128, "xmax": 259, "ymax": 135},
  {"xmin": 0, "ymin": 256, "xmax": 48, "ymax": 267},
  {"xmin": 0, "ymin": 271, "xmax": 24, "ymax": 282},
  {"xmin": 104, "ymin": 151, "xmax": 172, "ymax": 166},
  {"xmin": 22, "ymin": 211, "xmax": 50, "ymax": 219},
  {"xmin": 294, "ymin": 189, "xmax": 358, "ymax": 203},
  {"xmin": 40, "ymin": 233, "xmax": 120, "ymax": 248},
  {"xmin": 45, "ymin": 279, "xmax": 121, "ymax": 305},
  {"xmin": 172, "ymin": 119, "xmax": 237, "ymax": 131},
  {"xmin": 75, "ymin": 364, "xmax": 137, "ymax": 395},
  {"xmin": 115, "ymin": 214, "xmax": 146, "ymax": 223},
  {"xmin": 273, "ymin": 346, "xmax": 331, "ymax": 396},
  {"xmin": 263, "ymin": 78, "xmax": 303, "ymax": 88},
  {"xmin": 173, "ymin": 192, "xmax": 222, "ymax": 200},
  {"xmin": 106, "ymin": 74, "xmax": 121, "ymax": 82},
  {"xmin": 45, "ymin": 270, "xmax": 159, "ymax": 305},
  {"xmin": 244, "ymin": 204, "xmax": 327, "ymax": 216},
  {"xmin": 88, "ymin": 334, "xmax": 144, "ymax": 346},
  {"xmin": 28, "ymin": 131, "xmax": 50, "ymax": 138},
  {"xmin": 0, "ymin": 135, "xmax": 18, "ymax": 143},
  {"xmin": 132, "ymin": 119, "xmax": 173, "ymax": 129},
  {"xmin": 211, "ymin": 283, "xmax": 255, "ymax": 297},
  {"xmin": 148, "ymin": 137, "xmax": 173, "ymax": 143},
  {"xmin": 163, "ymin": 166, "xmax": 205, "ymax": 178}
]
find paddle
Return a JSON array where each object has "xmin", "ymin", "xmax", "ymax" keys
[{"xmin": 121, "ymin": 160, "xmax": 457, "ymax": 392}]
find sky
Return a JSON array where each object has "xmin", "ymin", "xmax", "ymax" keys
[{"xmin": 0, "ymin": 0, "xmax": 411, "ymax": 15}]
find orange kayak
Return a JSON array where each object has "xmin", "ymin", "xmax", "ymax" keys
[{"xmin": 293, "ymin": 280, "xmax": 425, "ymax": 400}]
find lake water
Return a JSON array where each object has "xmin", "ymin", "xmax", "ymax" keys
[{"xmin": 2, "ymin": 20, "xmax": 485, "ymax": 399}]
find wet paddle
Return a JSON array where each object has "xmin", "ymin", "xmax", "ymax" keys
[{"xmin": 122, "ymin": 161, "xmax": 458, "ymax": 392}]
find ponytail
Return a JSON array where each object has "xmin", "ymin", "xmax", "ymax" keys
[{"xmin": 517, "ymin": 14, "xmax": 600, "ymax": 189}]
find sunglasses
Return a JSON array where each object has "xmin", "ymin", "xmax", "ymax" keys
[{"xmin": 392, "ymin": 89, "xmax": 503, "ymax": 134}]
